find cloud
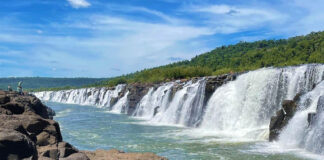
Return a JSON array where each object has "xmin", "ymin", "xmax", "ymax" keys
[
  {"xmin": 1, "ymin": 0, "xmax": 324, "ymax": 77},
  {"xmin": 186, "ymin": 4, "xmax": 287, "ymax": 34},
  {"xmin": 67, "ymin": 0, "xmax": 91, "ymax": 8},
  {"xmin": 168, "ymin": 57, "xmax": 184, "ymax": 61}
]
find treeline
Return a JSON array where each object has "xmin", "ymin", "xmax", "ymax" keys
[{"xmin": 92, "ymin": 31, "xmax": 324, "ymax": 87}]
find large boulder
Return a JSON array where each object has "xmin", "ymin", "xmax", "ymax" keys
[
  {"xmin": 0, "ymin": 91, "xmax": 89, "ymax": 160},
  {"xmin": 0, "ymin": 129, "xmax": 37, "ymax": 160}
]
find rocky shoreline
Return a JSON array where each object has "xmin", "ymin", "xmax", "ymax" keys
[{"xmin": 0, "ymin": 91, "xmax": 167, "ymax": 160}]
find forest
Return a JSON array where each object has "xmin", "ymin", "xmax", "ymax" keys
[{"xmin": 94, "ymin": 31, "xmax": 324, "ymax": 87}]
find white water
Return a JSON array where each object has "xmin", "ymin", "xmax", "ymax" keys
[
  {"xmin": 111, "ymin": 91, "xmax": 129, "ymax": 113},
  {"xmin": 199, "ymin": 65, "xmax": 324, "ymax": 140},
  {"xmin": 278, "ymin": 81, "xmax": 324, "ymax": 155},
  {"xmin": 132, "ymin": 83, "xmax": 174, "ymax": 119},
  {"xmin": 35, "ymin": 64, "xmax": 324, "ymax": 157},
  {"xmin": 149, "ymin": 79, "xmax": 206, "ymax": 127},
  {"xmin": 34, "ymin": 84, "xmax": 125, "ymax": 108}
]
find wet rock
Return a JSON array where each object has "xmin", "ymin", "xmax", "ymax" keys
[
  {"xmin": 307, "ymin": 112, "xmax": 316, "ymax": 126},
  {"xmin": 126, "ymin": 83, "xmax": 152, "ymax": 115},
  {"xmin": 307, "ymin": 96, "xmax": 324, "ymax": 126},
  {"xmin": 269, "ymin": 95, "xmax": 300, "ymax": 141},
  {"xmin": 204, "ymin": 73, "xmax": 238, "ymax": 105}
]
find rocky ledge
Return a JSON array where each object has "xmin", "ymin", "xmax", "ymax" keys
[
  {"xmin": 0, "ymin": 91, "xmax": 167, "ymax": 160},
  {"xmin": 269, "ymin": 93, "xmax": 301, "ymax": 141}
]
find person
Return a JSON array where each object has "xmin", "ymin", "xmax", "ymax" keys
[
  {"xmin": 17, "ymin": 81, "xmax": 23, "ymax": 95},
  {"xmin": 8, "ymin": 85, "xmax": 13, "ymax": 91}
]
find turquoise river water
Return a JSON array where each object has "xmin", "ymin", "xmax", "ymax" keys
[{"xmin": 46, "ymin": 102, "xmax": 319, "ymax": 160}]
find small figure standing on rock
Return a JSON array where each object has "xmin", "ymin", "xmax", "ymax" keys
[
  {"xmin": 17, "ymin": 81, "xmax": 23, "ymax": 95},
  {"xmin": 8, "ymin": 85, "xmax": 13, "ymax": 91}
]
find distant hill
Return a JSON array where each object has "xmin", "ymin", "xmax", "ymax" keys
[
  {"xmin": 94, "ymin": 31, "xmax": 324, "ymax": 87},
  {"xmin": 0, "ymin": 77, "xmax": 107, "ymax": 91}
]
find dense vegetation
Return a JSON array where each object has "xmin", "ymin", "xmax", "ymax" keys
[
  {"xmin": 93, "ymin": 31, "xmax": 324, "ymax": 87},
  {"xmin": 0, "ymin": 77, "xmax": 107, "ymax": 91}
]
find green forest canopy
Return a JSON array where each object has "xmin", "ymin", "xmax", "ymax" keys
[{"xmin": 95, "ymin": 31, "xmax": 324, "ymax": 87}]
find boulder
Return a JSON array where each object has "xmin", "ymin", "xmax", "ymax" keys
[
  {"xmin": 0, "ymin": 129, "xmax": 37, "ymax": 160},
  {"xmin": 0, "ymin": 95, "xmax": 10, "ymax": 104}
]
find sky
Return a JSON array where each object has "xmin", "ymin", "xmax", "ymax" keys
[{"xmin": 0, "ymin": 0, "xmax": 324, "ymax": 78}]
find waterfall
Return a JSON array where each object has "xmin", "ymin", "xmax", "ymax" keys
[
  {"xmin": 132, "ymin": 83, "xmax": 174, "ymax": 119},
  {"xmin": 278, "ymin": 81, "xmax": 324, "ymax": 154},
  {"xmin": 199, "ymin": 64, "xmax": 324, "ymax": 139},
  {"xmin": 34, "ymin": 64, "xmax": 324, "ymax": 153},
  {"xmin": 111, "ymin": 91, "xmax": 129, "ymax": 113},
  {"xmin": 34, "ymin": 84, "xmax": 125, "ymax": 108},
  {"xmin": 149, "ymin": 79, "xmax": 206, "ymax": 127}
]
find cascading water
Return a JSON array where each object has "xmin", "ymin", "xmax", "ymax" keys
[
  {"xmin": 199, "ymin": 64, "xmax": 324, "ymax": 140},
  {"xmin": 132, "ymin": 83, "xmax": 174, "ymax": 119},
  {"xmin": 34, "ymin": 84, "xmax": 125, "ymax": 108},
  {"xmin": 34, "ymin": 64, "xmax": 324, "ymax": 157},
  {"xmin": 278, "ymin": 81, "xmax": 324, "ymax": 155},
  {"xmin": 111, "ymin": 91, "xmax": 129, "ymax": 113},
  {"xmin": 149, "ymin": 79, "xmax": 206, "ymax": 127}
]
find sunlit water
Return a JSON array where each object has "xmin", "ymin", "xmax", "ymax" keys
[{"xmin": 46, "ymin": 101, "xmax": 313, "ymax": 160}]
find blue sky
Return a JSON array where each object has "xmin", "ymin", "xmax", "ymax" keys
[{"xmin": 1, "ymin": 0, "xmax": 324, "ymax": 78}]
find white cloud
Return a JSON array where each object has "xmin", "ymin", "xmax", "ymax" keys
[
  {"xmin": 187, "ymin": 4, "xmax": 288, "ymax": 34},
  {"xmin": 67, "ymin": 0, "xmax": 91, "ymax": 8}
]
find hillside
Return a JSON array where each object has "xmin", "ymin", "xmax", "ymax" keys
[
  {"xmin": 94, "ymin": 31, "xmax": 324, "ymax": 87},
  {"xmin": 0, "ymin": 77, "xmax": 107, "ymax": 91}
]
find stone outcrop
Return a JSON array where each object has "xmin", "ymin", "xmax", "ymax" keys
[
  {"xmin": 269, "ymin": 94, "xmax": 301, "ymax": 141},
  {"xmin": 125, "ymin": 83, "xmax": 153, "ymax": 115},
  {"xmin": 82, "ymin": 149, "xmax": 167, "ymax": 160},
  {"xmin": 0, "ymin": 91, "xmax": 89, "ymax": 160},
  {"xmin": 0, "ymin": 90, "xmax": 167, "ymax": 160},
  {"xmin": 204, "ymin": 73, "xmax": 238, "ymax": 105}
]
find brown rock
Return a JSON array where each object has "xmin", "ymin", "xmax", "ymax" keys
[
  {"xmin": 0, "ymin": 129, "xmax": 37, "ymax": 160},
  {"xmin": 0, "ymin": 95, "xmax": 10, "ymax": 104},
  {"xmin": 82, "ymin": 149, "xmax": 167, "ymax": 160}
]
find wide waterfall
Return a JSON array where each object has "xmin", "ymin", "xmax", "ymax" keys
[
  {"xmin": 34, "ymin": 64, "xmax": 324, "ymax": 156},
  {"xmin": 200, "ymin": 64, "xmax": 324, "ymax": 140},
  {"xmin": 34, "ymin": 84, "xmax": 125, "ymax": 108}
]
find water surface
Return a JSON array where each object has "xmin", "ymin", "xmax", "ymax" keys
[{"xmin": 46, "ymin": 101, "xmax": 315, "ymax": 160}]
